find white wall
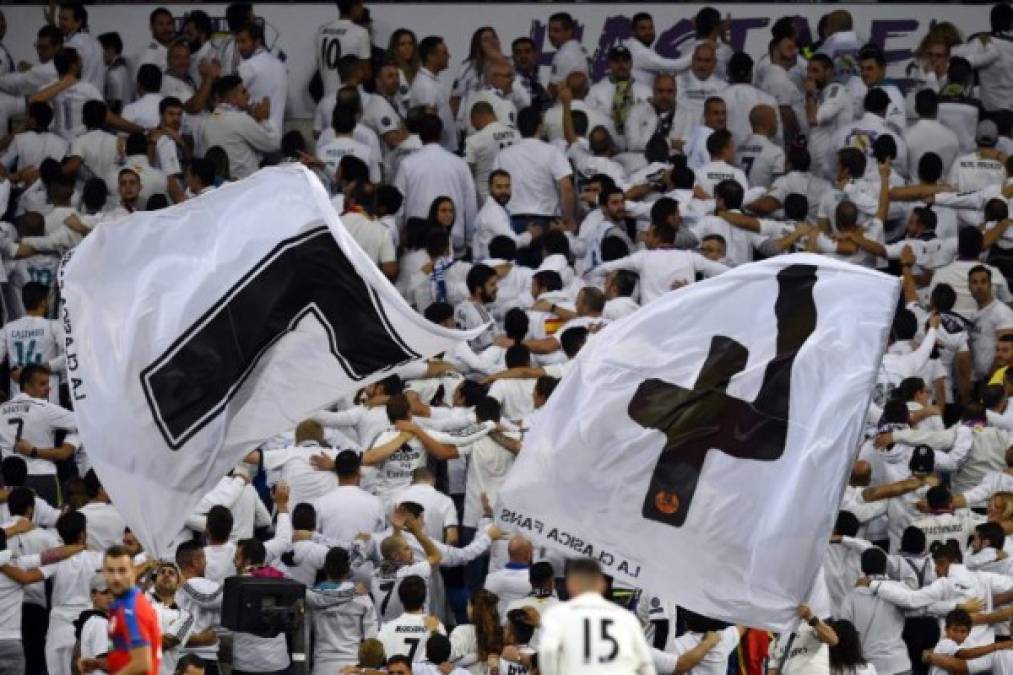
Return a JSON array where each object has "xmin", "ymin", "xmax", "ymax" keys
[{"xmin": 1, "ymin": 3, "xmax": 992, "ymax": 118}]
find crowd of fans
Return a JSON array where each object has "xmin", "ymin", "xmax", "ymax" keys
[{"xmin": 4, "ymin": 0, "xmax": 1013, "ymax": 673}]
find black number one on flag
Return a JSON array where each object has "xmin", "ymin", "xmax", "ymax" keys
[
  {"xmin": 628, "ymin": 264, "xmax": 818, "ymax": 527},
  {"xmin": 140, "ymin": 226, "xmax": 419, "ymax": 450}
]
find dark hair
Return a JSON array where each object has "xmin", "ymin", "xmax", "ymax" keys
[
  {"xmin": 82, "ymin": 99, "xmax": 107, "ymax": 130},
  {"xmin": 946, "ymin": 608, "xmax": 973, "ymax": 629},
  {"xmin": 532, "ymin": 270, "xmax": 563, "ymax": 293},
  {"xmin": 505, "ymin": 607, "xmax": 537, "ymax": 644},
  {"xmin": 489, "ymin": 235, "xmax": 517, "ymax": 261},
  {"xmin": 137, "ymin": 63, "xmax": 163, "ymax": 93},
  {"xmin": 517, "ymin": 107, "xmax": 542, "ymax": 138},
  {"xmin": 535, "ymin": 375, "xmax": 560, "ymax": 401},
  {"xmin": 238, "ymin": 538, "xmax": 266, "ymax": 566},
  {"xmin": 97, "ymin": 32, "xmax": 122, "ymax": 54},
  {"xmin": 425, "ymin": 633, "xmax": 452, "ymax": 663},
  {"xmin": 418, "ymin": 113, "xmax": 443, "ymax": 144},
  {"xmin": 861, "ymin": 547, "xmax": 887, "ymax": 575},
  {"xmin": 931, "ymin": 283, "xmax": 956, "ymax": 312},
  {"xmin": 159, "ymin": 97, "xmax": 183, "ymax": 117},
  {"xmin": 610, "ymin": 270, "xmax": 638, "ymax": 298},
  {"xmin": 548, "ymin": 12, "xmax": 575, "ymax": 31},
  {"xmin": 505, "ymin": 344, "xmax": 531, "ymax": 369},
  {"xmin": 206, "ymin": 505, "xmax": 233, "ymax": 542},
  {"xmin": 976, "ymin": 521, "xmax": 1006, "ymax": 550},
  {"xmin": 214, "ymin": 75, "xmax": 243, "ymax": 99},
  {"xmin": 19, "ymin": 364, "xmax": 50, "ymax": 388},
  {"xmin": 728, "ymin": 51, "xmax": 753, "ymax": 83},
  {"xmin": 834, "ymin": 510, "xmax": 860, "ymax": 537},
  {"xmin": 184, "ymin": 10, "xmax": 213, "ymax": 37},
  {"xmin": 714, "ymin": 179, "xmax": 744, "ymax": 210},
  {"xmin": 331, "ymin": 105, "xmax": 357, "ymax": 135},
  {"xmin": 601, "ymin": 235, "xmax": 630, "ymax": 262},
  {"xmin": 418, "ymin": 36, "xmax": 444, "ymax": 64},
  {"xmin": 838, "ymin": 147, "xmax": 867, "ymax": 178},
  {"xmin": 706, "ymin": 129, "xmax": 733, "ymax": 158},
  {"xmin": 1, "ymin": 456, "xmax": 28, "ymax": 487},
  {"xmin": 387, "ymin": 655, "xmax": 412, "ymax": 669},
  {"xmin": 8, "ymin": 487, "xmax": 35, "ymax": 517},
  {"xmin": 21, "ymin": 282, "xmax": 49, "ymax": 312},
  {"xmin": 385, "ymin": 394, "xmax": 411, "ymax": 423},
  {"xmin": 225, "ymin": 3, "xmax": 253, "ymax": 33},
  {"xmin": 926, "ymin": 485, "xmax": 952, "ymax": 511},
  {"xmin": 918, "ymin": 153, "xmax": 943, "ymax": 183},
  {"xmin": 695, "ymin": 6, "xmax": 722, "ymax": 37},
  {"xmin": 150, "ymin": 7, "xmax": 173, "ymax": 26},
  {"xmin": 291, "ymin": 503, "xmax": 316, "ymax": 531},
  {"xmin": 398, "ymin": 574, "xmax": 427, "ymax": 611},
  {"xmin": 900, "ymin": 526, "xmax": 926, "ymax": 554},
  {"xmin": 560, "ymin": 325, "xmax": 589, "ymax": 359},
  {"xmin": 54, "ymin": 47, "xmax": 80, "ymax": 77},
  {"xmin": 57, "ymin": 510, "xmax": 87, "ymax": 544},
  {"xmin": 787, "ymin": 146, "xmax": 811, "ymax": 172},
  {"xmin": 466, "ymin": 264, "xmax": 496, "ymax": 296},
  {"xmin": 872, "ymin": 134, "xmax": 897, "ymax": 163},
  {"xmin": 959, "ymin": 227, "xmax": 984, "ymax": 259},
  {"xmin": 188, "ymin": 158, "xmax": 216, "ymax": 188},
  {"xmin": 859, "ymin": 44, "xmax": 887, "ymax": 67},
  {"xmin": 334, "ymin": 450, "xmax": 361, "ymax": 478},
  {"xmin": 60, "ymin": 2, "xmax": 88, "ymax": 26},
  {"xmin": 784, "ymin": 193, "xmax": 808, "ymax": 221},
  {"xmin": 475, "ymin": 396, "xmax": 502, "ymax": 423},
  {"xmin": 423, "ymin": 301, "xmax": 454, "ymax": 325},
  {"xmin": 892, "ymin": 308, "xmax": 918, "ymax": 342},
  {"xmin": 324, "ymin": 546, "xmax": 351, "ymax": 579},
  {"xmin": 375, "ymin": 185, "xmax": 403, "ymax": 216},
  {"xmin": 27, "ymin": 102, "xmax": 54, "ymax": 132},
  {"xmin": 456, "ymin": 380, "xmax": 490, "ymax": 408},
  {"xmin": 828, "ymin": 619, "xmax": 867, "ymax": 669},
  {"xmin": 992, "ymin": 2, "xmax": 1013, "ymax": 33},
  {"xmin": 915, "ymin": 89, "xmax": 939, "ymax": 118}
]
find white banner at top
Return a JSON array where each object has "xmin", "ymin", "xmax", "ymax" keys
[{"xmin": 0, "ymin": 3, "xmax": 994, "ymax": 118}]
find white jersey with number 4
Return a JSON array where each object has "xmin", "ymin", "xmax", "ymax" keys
[
  {"xmin": 0, "ymin": 315, "xmax": 65, "ymax": 401},
  {"xmin": 0, "ymin": 393, "xmax": 77, "ymax": 475},
  {"xmin": 538, "ymin": 591, "xmax": 657, "ymax": 675}
]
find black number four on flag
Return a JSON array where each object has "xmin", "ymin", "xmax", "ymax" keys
[
  {"xmin": 629, "ymin": 264, "xmax": 818, "ymax": 527},
  {"xmin": 140, "ymin": 226, "xmax": 419, "ymax": 450}
]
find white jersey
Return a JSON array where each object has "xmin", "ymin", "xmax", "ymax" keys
[
  {"xmin": 69, "ymin": 129, "xmax": 121, "ymax": 185},
  {"xmin": 48, "ymin": 79, "xmax": 103, "ymax": 141},
  {"xmin": 316, "ymin": 19, "xmax": 372, "ymax": 97},
  {"xmin": 538, "ymin": 591, "xmax": 656, "ymax": 675},
  {"xmin": 318, "ymin": 135, "xmax": 381, "ymax": 185},
  {"xmin": 0, "ymin": 315, "xmax": 65, "ymax": 399},
  {"xmin": 948, "ymin": 151, "xmax": 1007, "ymax": 193},
  {"xmin": 465, "ymin": 121, "xmax": 518, "ymax": 202},
  {"xmin": 370, "ymin": 560, "xmax": 433, "ymax": 625},
  {"xmin": 0, "ymin": 392, "xmax": 76, "ymax": 475},
  {"xmin": 809, "ymin": 82, "xmax": 854, "ymax": 179},
  {"xmin": 307, "ymin": 580, "xmax": 379, "ymax": 671},
  {"xmin": 736, "ymin": 133, "xmax": 786, "ymax": 188},
  {"xmin": 378, "ymin": 611, "xmax": 446, "ymax": 662}
]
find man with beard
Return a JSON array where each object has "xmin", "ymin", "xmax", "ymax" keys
[
  {"xmin": 473, "ymin": 171, "xmax": 541, "ymax": 261},
  {"xmin": 454, "ymin": 265, "xmax": 499, "ymax": 351}
]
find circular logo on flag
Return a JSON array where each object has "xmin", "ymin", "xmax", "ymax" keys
[
  {"xmin": 399, "ymin": 84, "xmax": 408, "ymax": 94},
  {"xmin": 382, "ymin": 116, "xmax": 392, "ymax": 126},
  {"xmin": 650, "ymin": 597, "xmax": 661, "ymax": 608}
]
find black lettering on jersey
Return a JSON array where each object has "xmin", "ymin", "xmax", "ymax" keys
[
  {"xmin": 320, "ymin": 37, "xmax": 342, "ymax": 70},
  {"xmin": 629, "ymin": 264, "xmax": 818, "ymax": 526},
  {"xmin": 141, "ymin": 226, "xmax": 419, "ymax": 450}
]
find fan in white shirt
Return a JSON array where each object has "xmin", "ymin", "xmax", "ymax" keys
[
  {"xmin": 315, "ymin": 2, "xmax": 372, "ymax": 97},
  {"xmin": 0, "ymin": 282, "xmax": 65, "ymax": 402},
  {"xmin": 831, "ymin": 88, "xmax": 909, "ymax": 180},
  {"xmin": 949, "ymin": 121, "xmax": 1008, "ymax": 194},
  {"xmin": 805, "ymin": 54, "xmax": 855, "ymax": 180},
  {"xmin": 736, "ymin": 105, "xmax": 786, "ymax": 189},
  {"xmin": 585, "ymin": 46, "xmax": 651, "ymax": 144},
  {"xmin": 624, "ymin": 74, "xmax": 697, "ymax": 155},
  {"xmin": 0, "ymin": 103, "xmax": 68, "ymax": 177},
  {"xmin": 473, "ymin": 172, "xmax": 539, "ymax": 262},
  {"xmin": 969, "ymin": 265, "xmax": 1013, "ymax": 381},
  {"xmin": 539, "ymin": 558, "xmax": 655, "ymax": 675},
  {"xmin": 313, "ymin": 450, "xmax": 387, "ymax": 545},
  {"xmin": 694, "ymin": 129, "xmax": 748, "ymax": 196},
  {"xmin": 759, "ymin": 36, "xmax": 808, "ymax": 146},
  {"xmin": 121, "ymin": 66, "xmax": 164, "ymax": 131},
  {"xmin": 236, "ymin": 24, "xmax": 287, "ymax": 134},
  {"xmin": 68, "ymin": 100, "xmax": 122, "ymax": 185},
  {"xmin": 625, "ymin": 13, "xmax": 692, "ymax": 87},
  {"xmin": 316, "ymin": 107, "xmax": 381, "ymax": 186},
  {"xmin": 31, "ymin": 48, "xmax": 104, "ymax": 142},
  {"xmin": 547, "ymin": 14, "xmax": 589, "ymax": 85},
  {"xmin": 594, "ymin": 218, "xmax": 728, "ymax": 304},
  {"xmin": 371, "ymin": 512, "xmax": 443, "ymax": 625},
  {"xmin": 460, "ymin": 61, "xmax": 521, "ymax": 137},
  {"xmin": 76, "ymin": 574, "xmax": 112, "ymax": 675},
  {"xmin": 905, "ymin": 89, "xmax": 961, "ymax": 180},
  {"xmin": 720, "ymin": 52, "xmax": 779, "ymax": 148},
  {"xmin": 465, "ymin": 104, "xmax": 518, "ymax": 204},
  {"xmin": 676, "ymin": 44, "xmax": 728, "ymax": 121},
  {"xmin": 684, "ymin": 97, "xmax": 727, "ymax": 171},
  {"xmin": 851, "ymin": 46, "xmax": 907, "ymax": 131},
  {"xmin": 77, "ymin": 470, "xmax": 126, "ymax": 552},
  {"xmin": 410, "ymin": 38, "xmax": 457, "ymax": 152},
  {"xmin": 307, "ymin": 547, "xmax": 380, "ymax": 673},
  {"xmin": 200, "ymin": 75, "xmax": 281, "ymax": 179},
  {"xmin": 493, "ymin": 109, "xmax": 575, "ymax": 223},
  {"xmin": 57, "ymin": 3, "xmax": 104, "ymax": 93}
]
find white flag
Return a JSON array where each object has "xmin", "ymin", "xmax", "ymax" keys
[
  {"xmin": 61, "ymin": 165, "xmax": 482, "ymax": 557},
  {"xmin": 497, "ymin": 254, "xmax": 898, "ymax": 631}
]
